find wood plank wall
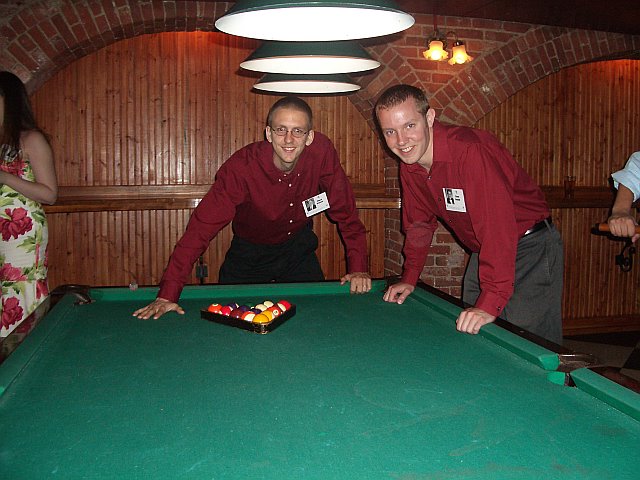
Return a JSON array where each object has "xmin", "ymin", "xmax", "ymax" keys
[
  {"xmin": 30, "ymin": 32, "xmax": 388, "ymax": 290},
  {"xmin": 476, "ymin": 60, "xmax": 640, "ymax": 333}
]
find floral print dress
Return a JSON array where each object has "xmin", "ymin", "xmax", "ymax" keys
[{"xmin": 0, "ymin": 143, "xmax": 49, "ymax": 337}]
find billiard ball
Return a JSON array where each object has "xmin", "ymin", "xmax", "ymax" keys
[
  {"xmin": 207, "ymin": 303, "xmax": 222, "ymax": 313},
  {"xmin": 250, "ymin": 307, "xmax": 262, "ymax": 314},
  {"xmin": 238, "ymin": 305, "xmax": 250, "ymax": 312},
  {"xmin": 219, "ymin": 305, "xmax": 233, "ymax": 316},
  {"xmin": 276, "ymin": 300, "xmax": 291, "ymax": 311},
  {"xmin": 225, "ymin": 302, "xmax": 239, "ymax": 310},
  {"xmin": 263, "ymin": 300, "xmax": 274, "ymax": 308},
  {"xmin": 259, "ymin": 310, "xmax": 274, "ymax": 321},
  {"xmin": 254, "ymin": 303, "xmax": 268, "ymax": 312},
  {"xmin": 241, "ymin": 311, "xmax": 255, "ymax": 322},
  {"xmin": 230, "ymin": 308, "xmax": 244, "ymax": 318},
  {"xmin": 267, "ymin": 306, "xmax": 282, "ymax": 317},
  {"xmin": 252, "ymin": 313, "xmax": 270, "ymax": 324}
]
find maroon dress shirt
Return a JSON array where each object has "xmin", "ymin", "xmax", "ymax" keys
[
  {"xmin": 158, "ymin": 131, "xmax": 368, "ymax": 302},
  {"xmin": 400, "ymin": 120, "xmax": 550, "ymax": 316}
]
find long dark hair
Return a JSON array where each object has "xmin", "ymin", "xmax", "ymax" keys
[{"xmin": 0, "ymin": 71, "xmax": 45, "ymax": 150}]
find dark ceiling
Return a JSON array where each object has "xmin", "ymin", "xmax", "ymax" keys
[{"xmin": 398, "ymin": 0, "xmax": 639, "ymax": 35}]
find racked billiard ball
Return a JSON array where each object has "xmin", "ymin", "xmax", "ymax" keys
[
  {"xmin": 207, "ymin": 303, "xmax": 222, "ymax": 313},
  {"xmin": 262, "ymin": 300, "xmax": 274, "ymax": 308},
  {"xmin": 230, "ymin": 308, "xmax": 244, "ymax": 318},
  {"xmin": 276, "ymin": 300, "xmax": 291, "ymax": 311},
  {"xmin": 219, "ymin": 305, "xmax": 233, "ymax": 316},
  {"xmin": 259, "ymin": 310, "xmax": 274, "ymax": 321},
  {"xmin": 267, "ymin": 306, "xmax": 282, "ymax": 317},
  {"xmin": 252, "ymin": 313, "xmax": 270, "ymax": 324},
  {"xmin": 241, "ymin": 311, "xmax": 256, "ymax": 322},
  {"xmin": 254, "ymin": 303, "xmax": 268, "ymax": 312}
]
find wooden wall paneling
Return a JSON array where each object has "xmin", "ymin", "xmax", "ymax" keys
[
  {"xmin": 477, "ymin": 60, "xmax": 640, "ymax": 333},
  {"xmin": 33, "ymin": 32, "xmax": 388, "ymax": 291}
]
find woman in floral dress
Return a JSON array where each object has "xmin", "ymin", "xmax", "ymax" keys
[{"xmin": 0, "ymin": 71, "xmax": 57, "ymax": 337}]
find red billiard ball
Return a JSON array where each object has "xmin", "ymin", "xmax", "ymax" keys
[
  {"xmin": 219, "ymin": 305, "xmax": 233, "ymax": 316},
  {"xmin": 230, "ymin": 308, "xmax": 244, "ymax": 318},
  {"xmin": 267, "ymin": 306, "xmax": 282, "ymax": 317},
  {"xmin": 276, "ymin": 300, "xmax": 291, "ymax": 311}
]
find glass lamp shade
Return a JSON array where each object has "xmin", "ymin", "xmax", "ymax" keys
[
  {"xmin": 215, "ymin": 0, "xmax": 415, "ymax": 41},
  {"xmin": 241, "ymin": 41, "xmax": 381, "ymax": 74},
  {"xmin": 448, "ymin": 42, "xmax": 473, "ymax": 65},
  {"xmin": 423, "ymin": 39, "xmax": 448, "ymax": 61},
  {"xmin": 254, "ymin": 73, "xmax": 361, "ymax": 94}
]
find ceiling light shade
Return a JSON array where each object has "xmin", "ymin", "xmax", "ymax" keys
[
  {"xmin": 254, "ymin": 73, "xmax": 361, "ymax": 94},
  {"xmin": 447, "ymin": 41, "xmax": 473, "ymax": 65},
  {"xmin": 422, "ymin": 39, "xmax": 448, "ymax": 61},
  {"xmin": 241, "ymin": 41, "xmax": 381, "ymax": 74},
  {"xmin": 215, "ymin": 0, "xmax": 415, "ymax": 41}
]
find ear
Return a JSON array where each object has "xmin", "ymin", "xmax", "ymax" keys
[
  {"xmin": 426, "ymin": 108, "xmax": 436, "ymax": 128},
  {"xmin": 305, "ymin": 129, "xmax": 314, "ymax": 146},
  {"xmin": 265, "ymin": 126, "xmax": 273, "ymax": 143}
]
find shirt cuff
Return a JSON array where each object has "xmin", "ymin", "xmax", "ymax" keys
[
  {"xmin": 612, "ymin": 170, "xmax": 640, "ymax": 201},
  {"xmin": 158, "ymin": 281, "xmax": 182, "ymax": 304},
  {"xmin": 474, "ymin": 291, "xmax": 507, "ymax": 318},
  {"xmin": 400, "ymin": 269, "xmax": 421, "ymax": 287}
]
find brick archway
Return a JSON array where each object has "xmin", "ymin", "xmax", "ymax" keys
[{"xmin": 1, "ymin": 1, "xmax": 638, "ymax": 122}]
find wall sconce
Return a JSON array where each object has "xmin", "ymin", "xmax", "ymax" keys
[
  {"xmin": 215, "ymin": 0, "xmax": 415, "ymax": 41},
  {"xmin": 241, "ymin": 41, "xmax": 380, "ymax": 74},
  {"xmin": 253, "ymin": 73, "xmax": 360, "ymax": 94},
  {"xmin": 423, "ymin": 30, "xmax": 473, "ymax": 65}
]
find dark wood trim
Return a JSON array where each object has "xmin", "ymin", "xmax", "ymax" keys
[
  {"xmin": 44, "ymin": 184, "xmax": 401, "ymax": 212},
  {"xmin": 42, "ymin": 185, "xmax": 615, "ymax": 214},
  {"xmin": 541, "ymin": 186, "xmax": 616, "ymax": 209},
  {"xmin": 563, "ymin": 314, "xmax": 640, "ymax": 335}
]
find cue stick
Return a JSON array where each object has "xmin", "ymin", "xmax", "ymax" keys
[{"xmin": 595, "ymin": 223, "xmax": 640, "ymax": 234}]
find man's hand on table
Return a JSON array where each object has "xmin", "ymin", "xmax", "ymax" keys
[
  {"xmin": 340, "ymin": 272, "xmax": 372, "ymax": 294},
  {"xmin": 456, "ymin": 307, "xmax": 496, "ymax": 334},
  {"xmin": 382, "ymin": 282, "xmax": 415, "ymax": 304},
  {"xmin": 133, "ymin": 297, "xmax": 185, "ymax": 320}
]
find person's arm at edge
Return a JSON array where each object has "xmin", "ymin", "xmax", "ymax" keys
[{"xmin": 607, "ymin": 184, "xmax": 639, "ymax": 241}]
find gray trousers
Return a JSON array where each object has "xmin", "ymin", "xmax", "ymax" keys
[{"xmin": 462, "ymin": 224, "xmax": 564, "ymax": 344}]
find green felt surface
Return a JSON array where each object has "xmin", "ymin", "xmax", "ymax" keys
[{"xmin": 0, "ymin": 280, "xmax": 639, "ymax": 479}]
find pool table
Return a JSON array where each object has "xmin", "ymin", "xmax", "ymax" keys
[{"xmin": 1, "ymin": 280, "xmax": 639, "ymax": 479}]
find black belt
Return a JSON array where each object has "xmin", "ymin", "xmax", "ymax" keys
[{"xmin": 523, "ymin": 216, "xmax": 552, "ymax": 237}]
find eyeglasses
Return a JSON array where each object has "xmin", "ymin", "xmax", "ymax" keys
[{"xmin": 270, "ymin": 126, "xmax": 309, "ymax": 138}]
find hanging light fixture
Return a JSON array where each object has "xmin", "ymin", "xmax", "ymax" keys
[
  {"xmin": 240, "ymin": 41, "xmax": 380, "ymax": 74},
  {"xmin": 422, "ymin": 15, "xmax": 473, "ymax": 65},
  {"xmin": 215, "ymin": 0, "xmax": 415, "ymax": 41},
  {"xmin": 253, "ymin": 73, "xmax": 360, "ymax": 94},
  {"xmin": 447, "ymin": 39, "xmax": 473, "ymax": 65}
]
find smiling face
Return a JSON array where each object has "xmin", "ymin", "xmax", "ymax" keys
[
  {"xmin": 376, "ymin": 97, "xmax": 435, "ymax": 170},
  {"xmin": 266, "ymin": 106, "xmax": 314, "ymax": 173}
]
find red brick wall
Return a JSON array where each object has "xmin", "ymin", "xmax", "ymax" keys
[{"xmin": 1, "ymin": 1, "xmax": 639, "ymax": 298}]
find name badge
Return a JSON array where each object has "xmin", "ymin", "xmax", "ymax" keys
[
  {"xmin": 303, "ymin": 192, "xmax": 330, "ymax": 217},
  {"xmin": 443, "ymin": 188, "xmax": 466, "ymax": 212}
]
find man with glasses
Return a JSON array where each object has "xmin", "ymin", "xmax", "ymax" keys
[{"xmin": 134, "ymin": 96, "xmax": 371, "ymax": 320}]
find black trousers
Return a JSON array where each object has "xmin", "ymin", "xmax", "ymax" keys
[{"xmin": 218, "ymin": 225, "xmax": 325, "ymax": 284}]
